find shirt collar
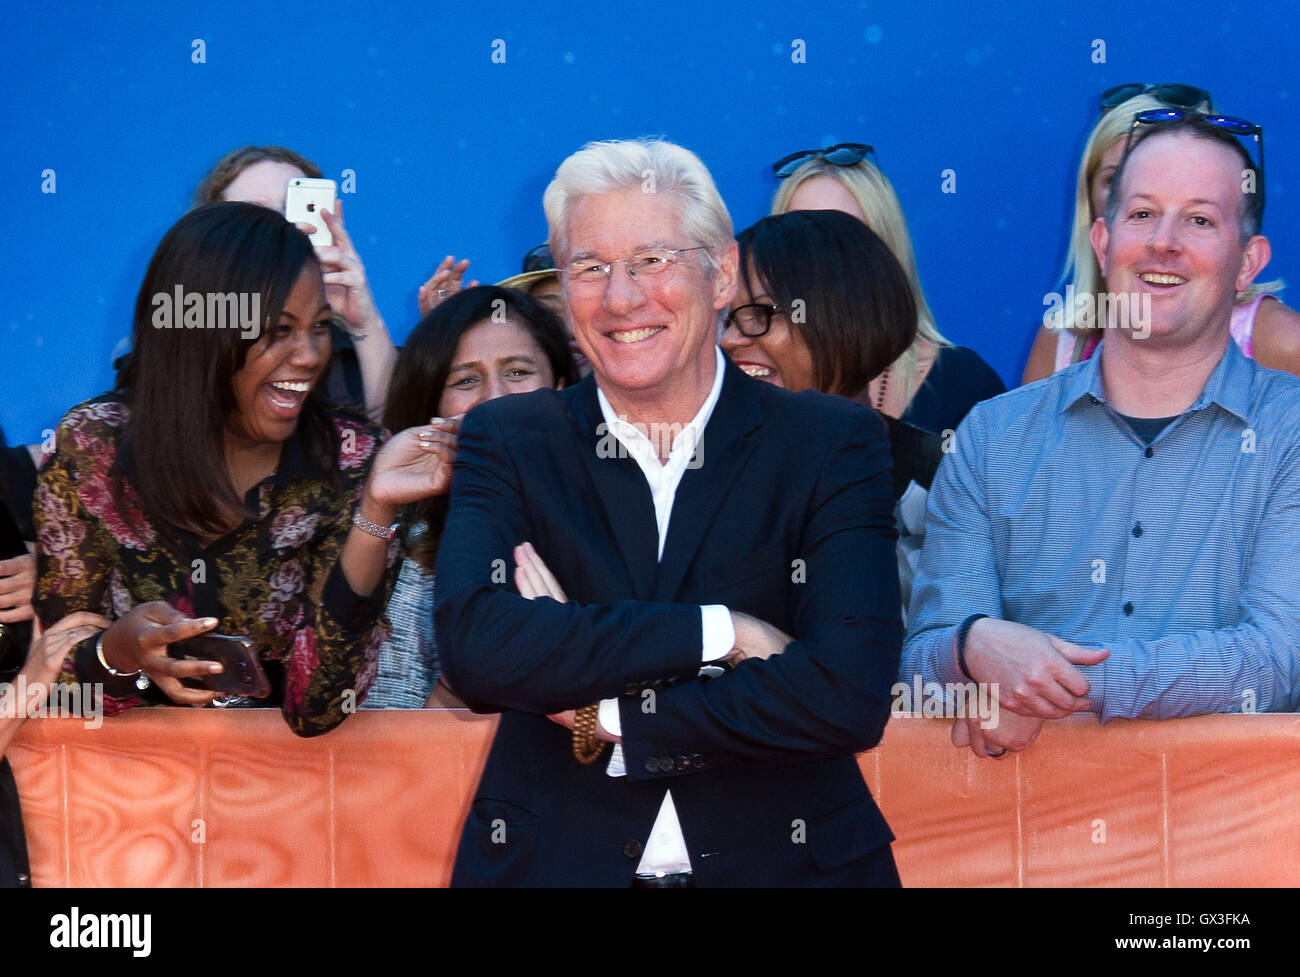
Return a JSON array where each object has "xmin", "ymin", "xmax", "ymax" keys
[
  {"xmin": 1060, "ymin": 336, "xmax": 1253, "ymax": 424},
  {"xmin": 595, "ymin": 346, "xmax": 726, "ymax": 460}
]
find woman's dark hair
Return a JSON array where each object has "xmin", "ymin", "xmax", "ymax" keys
[
  {"xmin": 117, "ymin": 201, "xmax": 334, "ymax": 542},
  {"xmin": 385, "ymin": 285, "xmax": 579, "ymax": 570},
  {"xmin": 736, "ymin": 209, "xmax": 918, "ymax": 397}
]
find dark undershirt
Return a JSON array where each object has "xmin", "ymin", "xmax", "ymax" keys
[{"xmin": 1115, "ymin": 412, "xmax": 1180, "ymax": 446}]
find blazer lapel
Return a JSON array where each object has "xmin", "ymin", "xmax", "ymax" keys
[
  {"xmin": 653, "ymin": 360, "xmax": 763, "ymax": 602},
  {"xmin": 566, "ymin": 377, "xmax": 660, "ymax": 600}
]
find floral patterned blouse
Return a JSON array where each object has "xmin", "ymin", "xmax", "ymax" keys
[{"xmin": 34, "ymin": 395, "xmax": 398, "ymax": 737}]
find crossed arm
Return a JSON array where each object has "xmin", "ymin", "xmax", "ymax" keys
[{"xmin": 434, "ymin": 404, "xmax": 903, "ymax": 778}]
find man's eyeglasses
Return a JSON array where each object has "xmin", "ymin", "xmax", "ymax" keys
[
  {"xmin": 1122, "ymin": 108, "xmax": 1265, "ymax": 215},
  {"xmin": 724, "ymin": 302, "xmax": 783, "ymax": 337},
  {"xmin": 564, "ymin": 246, "xmax": 709, "ymax": 288},
  {"xmin": 1100, "ymin": 83, "xmax": 1213, "ymax": 115},
  {"xmin": 772, "ymin": 143, "xmax": 874, "ymax": 179}
]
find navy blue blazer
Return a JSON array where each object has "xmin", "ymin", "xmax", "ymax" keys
[{"xmin": 435, "ymin": 357, "xmax": 903, "ymax": 887}]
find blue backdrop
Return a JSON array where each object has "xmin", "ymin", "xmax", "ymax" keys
[{"xmin": 3, "ymin": 0, "xmax": 1297, "ymax": 442}]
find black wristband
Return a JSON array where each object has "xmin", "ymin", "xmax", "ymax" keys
[{"xmin": 956, "ymin": 613, "xmax": 989, "ymax": 681}]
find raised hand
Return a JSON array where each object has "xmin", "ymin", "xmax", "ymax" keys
[
  {"xmin": 364, "ymin": 417, "xmax": 461, "ymax": 510},
  {"xmin": 313, "ymin": 201, "xmax": 383, "ymax": 333},
  {"xmin": 418, "ymin": 255, "xmax": 479, "ymax": 317}
]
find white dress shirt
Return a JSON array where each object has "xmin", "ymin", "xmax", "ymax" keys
[{"xmin": 593, "ymin": 346, "xmax": 735, "ymax": 876}]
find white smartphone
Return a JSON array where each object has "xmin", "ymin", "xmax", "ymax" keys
[{"xmin": 284, "ymin": 177, "xmax": 336, "ymax": 246}]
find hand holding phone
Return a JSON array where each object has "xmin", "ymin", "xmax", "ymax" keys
[
  {"xmin": 167, "ymin": 634, "xmax": 270, "ymax": 698},
  {"xmin": 284, "ymin": 177, "xmax": 337, "ymax": 246}
]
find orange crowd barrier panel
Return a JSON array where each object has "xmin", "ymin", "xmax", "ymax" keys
[{"xmin": 8, "ymin": 710, "xmax": 1300, "ymax": 886}]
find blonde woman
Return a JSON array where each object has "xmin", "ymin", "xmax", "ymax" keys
[
  {"xmin": 771, "ymin": 144, "xmax": 1004, "ymax": 434},
  {"xmin": 1023, "ymin": 84, "xmax": 1300, "ymax": 383}
]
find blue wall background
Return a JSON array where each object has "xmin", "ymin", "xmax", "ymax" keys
[{"xmin": 3, "ymin": 0, "xmax": 1297, "ymax": 443}]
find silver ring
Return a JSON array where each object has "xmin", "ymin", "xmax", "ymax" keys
[
  {"xmin": 986, "ymin": 746, "xmax": 1007, "ymax": 757},
  {"xmin": 437, "ymin": 288, "xmax": 447, "ymax": 297}
]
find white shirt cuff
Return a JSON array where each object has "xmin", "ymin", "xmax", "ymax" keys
[
  {"xmin": 700, "ymin": 604, "xmax": 734, "ymax": 662},
  {"xmin": 598, "ymin": 697, "xmax": 622, "ymax": 738}
]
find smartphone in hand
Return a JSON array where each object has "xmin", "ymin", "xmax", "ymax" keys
[
  {"xmin": 168, "ymin": 634, "xmax": 270, "ymax": 698},
  {"xmin": 284, "ymin": 177, "xmax": 337, "ymax": 246}
]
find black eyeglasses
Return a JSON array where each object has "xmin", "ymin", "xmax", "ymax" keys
[
  {"xmin": 1122, "ymin": 108, "xmax": 1265, "ymax": 216},
  {"xmin": 1100, "ymin": 83, "xmax": 1213, "ymax": 115},
  {"xmin": 725, "ymin": 302, "xmax": 783, "ymax": 337},
  {"xmin": 772, "ymin": 143, "xmax": 874, "ymax": 179}
]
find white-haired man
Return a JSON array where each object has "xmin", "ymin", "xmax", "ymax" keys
[{"xmin": 436, "ymin": 138, "xmax": 903, "ymax": 886}]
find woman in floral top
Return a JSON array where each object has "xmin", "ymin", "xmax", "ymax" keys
[{"xmin": 34, "ymin": 202, "xmax": 452, "ymax": 737}]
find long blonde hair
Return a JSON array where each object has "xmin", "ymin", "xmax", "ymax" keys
[
  {"xmin": 1055, "ymin": 92, "xmax": 1282, "ymax": 347},
  {"xmin": 771, "ymin": 157, "xmax": 947, "ymax": 405}
]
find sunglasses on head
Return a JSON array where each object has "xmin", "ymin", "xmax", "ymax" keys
[
  {"xmin": 522, "ymin": 243, "xmax": 555, "ymax": 273},
  {"xmin": 772, "ymin": 143, "xmax": 874, "ymax": 178},
  {"xmin": 1122, "ymin": 108, "xmax": 1265, "ymax": 216},
  {"xmin": 1100, "ymin": 83, "xmax": 1213, "ymax": 115}
]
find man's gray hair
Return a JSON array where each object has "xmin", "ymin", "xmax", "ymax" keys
[{"xmin": 543, "ymin": 138, "xmax": 734, "ymax": 269}]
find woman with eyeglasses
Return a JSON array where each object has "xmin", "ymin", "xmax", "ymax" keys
[
  {"xmin": 1022, "ymin": 84, "xmax": 1300, "ymax": 383},
  {"xmin": 770, "ymin": 144, "xmax": 1005, "ymax": 436},
  {"xmin": 721, "ymin": 208, "xmax": 939, "ymax": 618}
]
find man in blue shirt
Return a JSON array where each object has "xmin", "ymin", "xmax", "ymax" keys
[{"xmin": 903, "ymin": 112, "xmax": 1300, "ymax": 758}]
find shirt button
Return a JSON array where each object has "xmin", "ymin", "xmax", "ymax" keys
[
  {"xmin": 1123, "ymin": 602, "xmax": 1134, "ymax": 616},
  {"xmin": 623, "ymin": 839, "xmax": 643, "ymax": 859},
  {"xmin": 1144, "ymin": 446, "xmax": 1154, "ymax": 458},
  {"xmin": 1132, "ymin": 523, "xmax": 1143, "ymax": 537}
]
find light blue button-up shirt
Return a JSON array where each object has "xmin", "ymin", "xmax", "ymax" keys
[{"xmin": 902, "ymin": 338, "xmax": 1300, "ymax": 720}]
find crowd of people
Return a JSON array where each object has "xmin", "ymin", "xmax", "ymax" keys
[{"xmin": 2, "ymin": 80, "xmax": 1298, "ymax": 887}]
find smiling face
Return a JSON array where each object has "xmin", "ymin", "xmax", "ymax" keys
[
  {"xmin": 221, "ymin": 160, "xmax": 306, "ymax": 212},
  {"xmin": 720, "ymin": 269, "xmax": 817, "ymax": 392},
  {"xmin": 561, "ymin": 188, "xmax": 736, "ymax": 411},
  {"xmin": 1090, "ymin": 130, "xmax": 1267, "ymax": 348},
  {"xmin": 436, "ymin": 318, "xmax": 557, "ymax": 417},
  {"xmin": 226, "ymin": 262, "xmax": 331, "ymax": 447},
  {"xmin": 785, "ymin": 174, "xmax": 870, "ymax": 225}
]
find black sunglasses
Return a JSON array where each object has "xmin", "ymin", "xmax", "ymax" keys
[
  {"xmin": 1100, "ymin": 82, "xmax": 1213, "ymax": 115},
  {"xmin": 1122, "ymin": 108, "xmax": 1265, "ymax": 217},
  {"xmin": 772, "ymin": 143, "xmax": 874, "ymax": 179},
  {"xmin": 522, "ymin": 243, "xmax": 555, "ymax": 273}
]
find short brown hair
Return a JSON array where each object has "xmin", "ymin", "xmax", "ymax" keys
[{"xmin": 194, "ymin": 146, "xmax": 322, "ymax": 206}]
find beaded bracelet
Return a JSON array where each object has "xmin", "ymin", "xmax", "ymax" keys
[{"xmin": 572, "ymin": 703, "xmax": 609, "ymax": 765}]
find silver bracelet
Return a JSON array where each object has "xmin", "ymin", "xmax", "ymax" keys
[
  {"xmin": 95, "ymin": 630, "xmax": 151, "ymax": 690},
  {"xmin": 352, "ymin": 508, "xmax": 397, "ymax": 540}
]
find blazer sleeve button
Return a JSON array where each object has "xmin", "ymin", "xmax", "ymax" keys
[{"xmin": 623, "ymin": 839, "xmax": 643, "ymax": 859}]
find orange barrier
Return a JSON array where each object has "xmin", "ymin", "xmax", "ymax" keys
[{"xmin": 9, "ymin": 710, "xmax": 1300, "ymax": 886}]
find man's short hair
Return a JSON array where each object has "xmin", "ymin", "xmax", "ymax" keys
[
  {"xmin": 543, "ymin": 138, "xmax": 733, "ymax": 270},
  {"xmin": 1103, "ymin": 116, "xmax": 1263, "ymax": 242}
]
